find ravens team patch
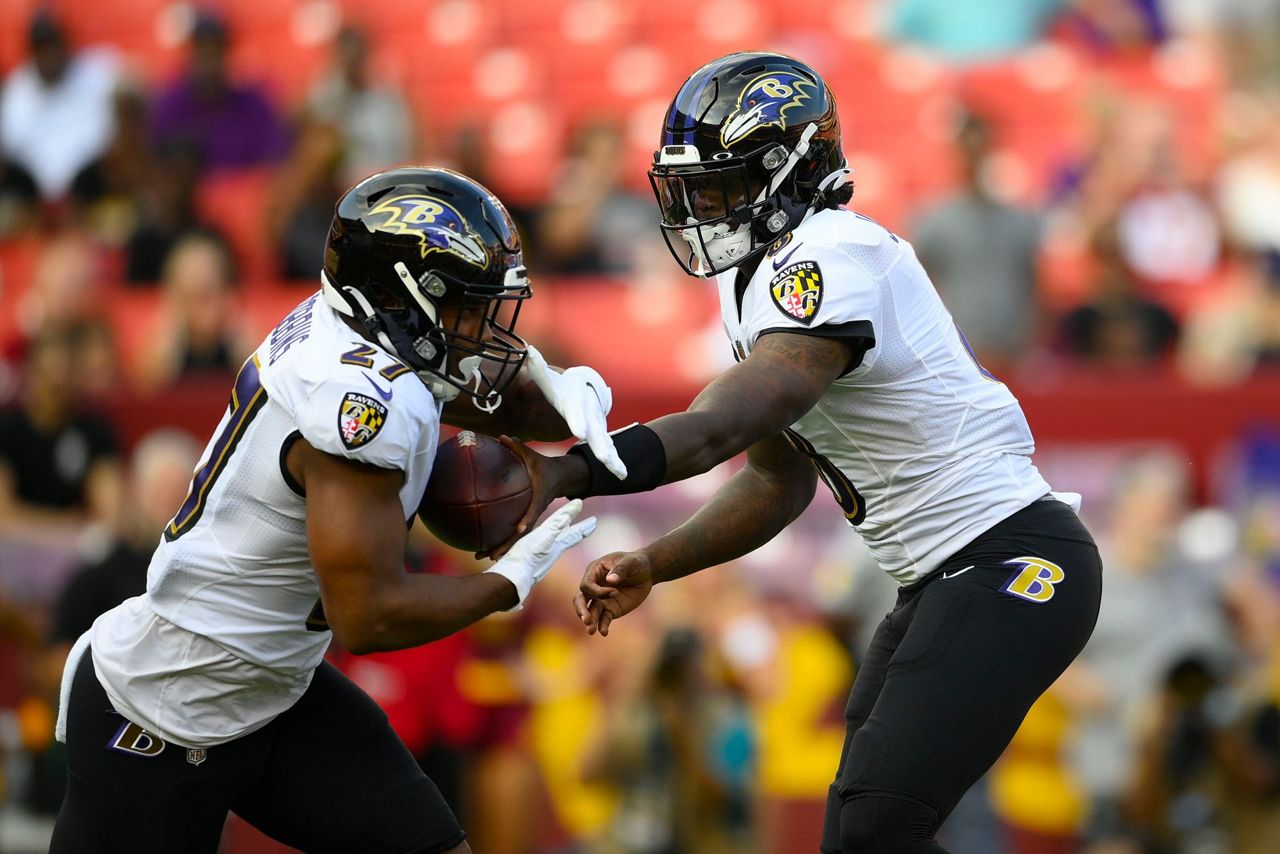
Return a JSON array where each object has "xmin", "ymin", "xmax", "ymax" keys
[
  {"xmin": 769, "ymin": 261, "xmax": 823, "ymax": 324},
  {"xmin": 338, "ymin": 392, "xmax": 388, "ymax": 449}
]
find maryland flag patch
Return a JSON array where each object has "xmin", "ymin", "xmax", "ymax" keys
[
  {"xmin": 338, "ymin": 392, "xmax": 388, "ymax": 449},
  {"xmin": 769, "ymin": 261, "xmax": 823, "ymax": 324}
]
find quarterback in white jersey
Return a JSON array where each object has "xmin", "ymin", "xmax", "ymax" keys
[
  {"xmin": 51, "ymin": 168, "xmax": 614, "ymax": 854},
  {"xmin": 512, "ymin": 54, "xmax": 1103, "ymax": 854}
]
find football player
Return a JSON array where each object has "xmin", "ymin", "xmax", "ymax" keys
[
  {"xmin": 510, "ymin": 53, "xmax": 1104, "ymax": 854},
  {"xmin": 50, "ymin": 167, "xmax": 616, "ymax": 853}
]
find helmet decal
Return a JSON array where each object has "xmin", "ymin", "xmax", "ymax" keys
[
  {"xmin": 366, "ymin": 194, "xmax": 488, "ymax": 267},
  {"xmin": 720, "ymin": 72, "xmax": 816, "ymax": 147}
]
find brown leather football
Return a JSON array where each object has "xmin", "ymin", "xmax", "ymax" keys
[{"xmin": 417, "ymin": 431, "xmax": 532, "ymax": 552}]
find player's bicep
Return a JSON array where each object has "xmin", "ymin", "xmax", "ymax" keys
[
  {"xmin": 704, "ymin": 331, "xmax": 851, "ymax": 425},
  {"xmin": 292, "ymin": 439, "xmax": 409, "ymax": 645}
]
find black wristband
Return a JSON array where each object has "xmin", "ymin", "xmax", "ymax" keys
[{"xmin": 566, "ymin": 423, "xmax": 667, "ymax": 497}]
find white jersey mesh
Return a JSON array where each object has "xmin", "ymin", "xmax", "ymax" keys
[
  {"xmin": 719, "ymin": 209, "xmax": 1051, "ymax": 584},
  {"xmin": 90, "ymin": 295, "xmax": 441, "ymax": 746}
]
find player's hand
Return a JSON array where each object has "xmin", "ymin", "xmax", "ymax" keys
[
  {"xmin": 523, "ymin": 346, "xmax": 627, "ymax": 480},
  {"xmin": 573, "ymin": 551, "xmax": 655, "ymax": 637},
  {"xmin": 477, "ymin": 436, "xmax": 560, "ymax": 560},
  {"xmin": 485, "ymin": 499, "xmax": 596, "ymax": 611}
]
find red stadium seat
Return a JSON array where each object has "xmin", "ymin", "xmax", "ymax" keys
[
  {"xmin": 40, "ymin": 0, "xmax": 171, "ymax": 50},
  {"xmin": 479, "ymin": 100, "xmax": 567, "ymax": 206},
  {"xmin": 195, "ymin": 169, "xmax": 275, "ymax": 280},
  {"xmin": 243, "ymin": 280, "xmax": 318, "ymax": 338},
  {"xmin": 104, "ymin": 287, "xmax": 167, "ymax": 377}
]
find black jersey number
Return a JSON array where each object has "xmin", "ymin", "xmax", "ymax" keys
[
  {"xmin": 783, "ymin": 429, "xmax": 866, "ymax": 526},
  {"xmin": 165, "ymin": 355, "xmax": 268, "ymax": 541}
]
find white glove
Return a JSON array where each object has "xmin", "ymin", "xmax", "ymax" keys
[
  {"xmin": 485, "ymin": 499, "xmax": 597, "ymax": 610},
  {"xmin": 524, "ymin": 345, "xmax": 628, "ymax": 480}
]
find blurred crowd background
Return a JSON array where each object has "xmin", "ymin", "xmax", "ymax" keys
[{"xmin": 1, "ymin": 0, "xmax": 1280, "ymax": 852}]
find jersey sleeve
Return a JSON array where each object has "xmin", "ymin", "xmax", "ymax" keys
[
  {"xmin": 744, "ymin": 244, "xmax": 882, "ymax": 372},
  {"xmin": 294, "ymin": 369, "xmax": 423, "ymax": 472}
]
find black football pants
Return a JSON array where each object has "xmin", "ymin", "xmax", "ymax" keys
[
  {"xmin": 50, "ymin": 657, "xmax": 465, "ymax": 854},
  {"xmin": 820, "ymin": 498, "xmax": 1103, "ymax": 853}
]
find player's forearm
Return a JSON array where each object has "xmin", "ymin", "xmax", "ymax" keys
[
  {"xmin": 442, "ymin": 371, "xmax": 572, "ymax": 441},
  {"xmin": 339, "ymin": 572, "xmax": 518, "ymax": 654},
  {"xmin": 643, "ymin": 462, "xmax": 815, "ymax": 584}
]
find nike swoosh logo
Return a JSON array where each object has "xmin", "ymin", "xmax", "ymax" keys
[
  {"xmin": 772, "ymin": 243, "xmax": 803, "ymax": 270},
  {"xmin": 941, "ymin": 566, "xmax": 974, "ymax": 580},
  {"xmin": 362, "ymin": 373, "xmax": 393, "ymax": 401}
]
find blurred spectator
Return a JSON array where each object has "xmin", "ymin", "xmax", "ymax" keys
[
  {"xmin": 1066, "ymin": 455, "xmax": 1233, "ymax": 847},
  {"xmin": 582, "ymin": 627, "xmax": 757, "ymax": 854},
  {"xmin": 1055, "ymin": 97, "xmax": 1221, "ymax": 296},
  {"xmin": 886, "ymin": 0, "xmax": 1065, "ymax": 61},
  {"xmin": 0, "ymin": 11, "xmax": 119, "ymax": 201},
  {"xmin": 266, "ymin": 119, "xmax": 344, "ymax": 280},
  {"xmin": 0, "ymin": 329, "xmax": 124, "ymax": 545},
  {"xmin": 1058, "ymin": 224, "xmax": 1179, "ymax": 367},
  {"xmin": 135, "ymin": 233, "xmax": 253, "ymax": 391},
  {"xmin": 536, "ymin": 123, "xmax": 662, "ymax": 276},
  {"xmin": 6, "ymin": 236, "xmax": 104, "ymax": 357},
  {"xmin": 1180, "ymin": 250, "xmax": 1280, "ymax": 385},
  {"xmin": 0, "ymin": 155, "xmax": 40, "ymax": 236},
  {"xmin": 305, "ymin": 26, "xmax": 416, "ymax": 188},
  {"xmin": 68, "ymin": 83, "xmax": 152, "ymax": 248},
  {"xmin": 122, "ymin": 142, "xmax": 224, "ymax": 284},
  {"xmin": 1124, "ymin": 655, "xmax": 1280, "ymax": 854},
  {"xmin": 1217, "ymin": 93, "xmax": 1280, "ymax": 256},
  {"xmin": 1057, "ymin": 0, "xmax": 1168, "ymax": 53},
  {"xmin": 150, "ymin": 13, "xmax": 287, "ymax": 173},
  {"xmin": 47, "ymin": 429, "xmax": 199, "ymax": 653},
  {"xmin": 912, "ymin": 111, "xmax": 1042, "ymax": 369}
]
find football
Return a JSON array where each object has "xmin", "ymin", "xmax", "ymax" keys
[{"xmin": 417, "ymin": 431, "xmax": 532, "ymax": 553}]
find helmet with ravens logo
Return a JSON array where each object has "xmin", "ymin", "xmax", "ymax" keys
[
  {"xmin": 650, "ymin": 52, "xmax": 850, "ymax": 277},
  {"xmin": 322, "ymin": 167, "xmax": 530, "ymax": 408}
]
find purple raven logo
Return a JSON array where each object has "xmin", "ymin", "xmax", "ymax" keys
[
  {"xmin": 367, "ymin": 194, "xmax": 488, "ymax": 267},
  {"xmin": 720, "ymin": 72, "xmax": 816, "ymax": 147}
]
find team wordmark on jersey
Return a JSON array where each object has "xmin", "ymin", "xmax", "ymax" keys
[
  {"xmin": 338, "ymin": 392, "xmax": 388, "ymax": 449},
  {"xmin": 769, "ymin": 261, "xmax": 824, "ymax": 324}
]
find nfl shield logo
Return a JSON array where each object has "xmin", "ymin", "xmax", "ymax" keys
[{"xmin": 187, "ymin": 748, "xmax": 207, "ymax": 766}]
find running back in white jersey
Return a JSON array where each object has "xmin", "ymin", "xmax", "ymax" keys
[
  {"xmin": 717, "ymin": 208, "xmax": 1052, "ymax": 584},
  {"xmin": 86, "ymin": 294, "xmax": 441, "ymax": 746}
]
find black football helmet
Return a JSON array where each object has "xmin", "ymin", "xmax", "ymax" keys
[
  {"xmin": 321, "ymin": 167, "xmax": 530, "ymax": 408},
  {"xmin": 649, "ymin": 52, "xmax": 850, "ymax": 277}
]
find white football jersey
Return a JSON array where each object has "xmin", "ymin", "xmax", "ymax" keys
[
  {"xmin": 717, "ymin": 208, "xmax": 1052, "ymax": 585},
  {"xmin": 83, "ymin": 294, "xmax": 440, "ymax": 746}
]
